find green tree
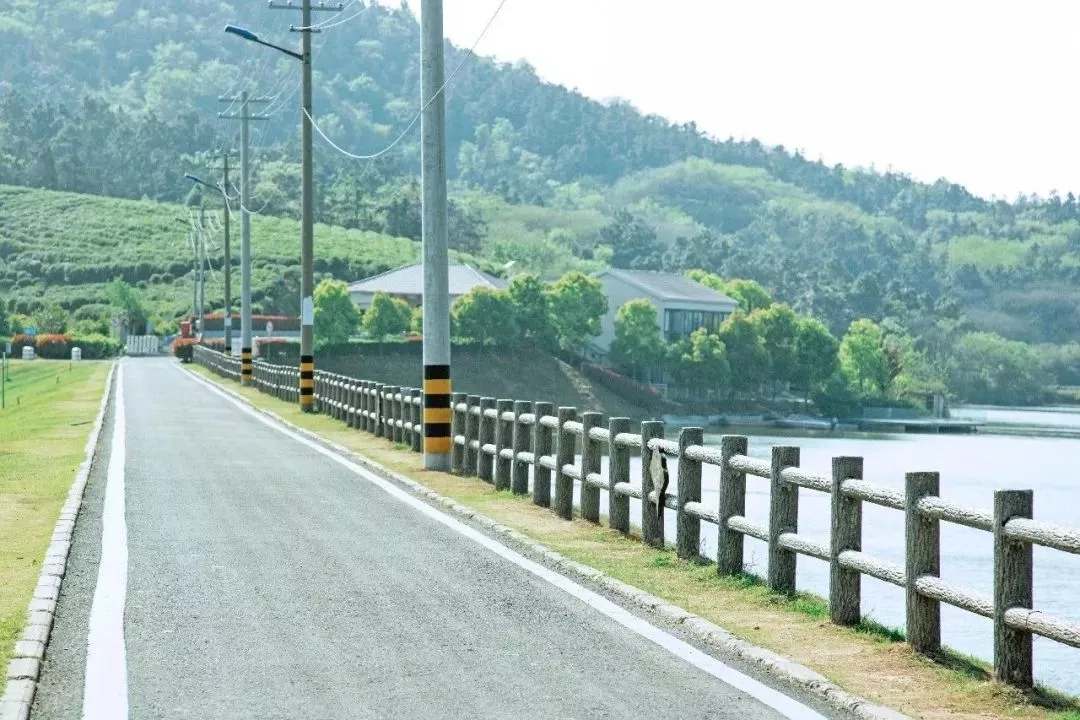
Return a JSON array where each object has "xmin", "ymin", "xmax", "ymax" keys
[
  {"xmin": 947, "ymin": 332, "xmax": 1046, "ymax": 405},
  {"xmin": 671, "ymin": 328, "xmax": 730, "ymax": 391},
  {"xmin": 749, "ymin": 303, "xmax": 798, "ymax": 396},
  {"xmin": 313, "ymin": 279, "xmax": 360, "ymax": 347},
  {"xmin": 105, "ymin": 278, "xmax": 148, "ymax": 334},
  {"xmin": 36, "ymin": 303, "xmax": 70, "ymax": 334},
  {"xmin": 508, "ymin": 273, "xmax": 556, "ymax": 348},
  {"xmin": 410, "ymin": 305, "xmax": 423, "ymax": 334},
  {"xmin": 609, "ymin": 299, "xmax": 666, "ymax": 380},
  {"xmin": 547, "ymin": 271, "xmax": 608, "ymax": 355},
  {"xmin": 792, "ymin": 316, "xmax": 839, "ymax": 400},
  {"xmin": 601, "ymin": 211, "xmax": 663, "ymax": 270},
  {"xmin": 0, "ymin": 301, "xmax": 10, "ymax": 338},
  {"xmin": 686, "ymin": 269, "xmax": 726, "ymax": 293},
  {"xmin": 363, "ymin": 291, "xmax": 411, "ymax": 340},
  {"xmin": 723, "ymin": 278, "xmax": 772, "ymax": 314},
  {"xmin": 452, "ymin": 287, "xmax": 517, "ymax": 347},
  {"xmin": 718, "ymin": 310, "xmax": 767, "ymax": 395},
  {"xmin": 687, "ymin": 270, "xmax": 771, "ymax": 313},
  {"xmin": 839, "ymin": 319, "xmax": 891, "ymax": 395}
]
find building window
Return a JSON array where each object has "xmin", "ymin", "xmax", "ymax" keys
[{"xmin": 664, "ymin": 309, "xmax": 727, "ymax": 342}]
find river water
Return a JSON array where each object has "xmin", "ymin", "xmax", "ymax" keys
[{"xmin": 546, "ymin": 409, "xmax": 1080, "ymax": 694}]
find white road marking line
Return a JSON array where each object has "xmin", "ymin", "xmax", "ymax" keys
[
  {"xmin": 83, "ymin": 362, "xmax": 129, "ymax": 720},
  {"xmin": 184, "ymin": 368, "xmax": 828, "ymax": 720}
]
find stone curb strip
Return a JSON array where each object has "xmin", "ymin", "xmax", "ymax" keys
[
  {"xmin": 1, "ymin": 363, "xmax": 117, "ymax": 720},
  {"xmin": 188, "ymin": 367, "xmax": 912, "ymax": 720}
]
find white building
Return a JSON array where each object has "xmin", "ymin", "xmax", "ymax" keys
[
  {"xmin": 593, "ymin": 269, "xmax": 739, "ymax": 357},
  {"xmin": 348, "ymin": 263, "xmax": 507, "ymax": 310}
]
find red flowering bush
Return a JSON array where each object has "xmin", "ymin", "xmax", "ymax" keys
[
  {"xmin": 35, "ymin": 334, "xmax": 73, "ymax": 359},
  {"xmin": 172, "ymin": 337, "xmax": 198, "ymax": 363}
]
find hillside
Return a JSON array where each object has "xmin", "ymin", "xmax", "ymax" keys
[{"xmin": 0, "ymin": 184, "xmax": 492, "ymax": 322}]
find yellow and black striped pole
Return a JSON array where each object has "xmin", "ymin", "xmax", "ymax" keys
[
  {"xmin": 299, "ymin": 354, "xmax": 315, "ymax": 411},
  {"xmin": 423, "ymin": 365, "xmax": 452, "ymax": 459},
  {"xmin": 240, "ymin": 346, "xmax": 253, "ymax": 386}
]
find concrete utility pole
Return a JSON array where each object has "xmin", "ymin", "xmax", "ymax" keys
[
  {"xmin": 420, "ymin": 0, "xmax": 452, "ymax": 470},
  {"xmin": 269, "ymin": 0, "xmax": 342, "ymax": 410},
  {"xmin": 221, "ymin": 155, "xmax": 232, "ymax": 355},
  {"xmin": 198, "ymin": 204, "xmax": 207, "ymax": 336},
  {"xmin": 219, "ymin": 93, "xmax": 269, "ymax": 385},
  {"xmin": 226, "ymin": 4, "xmax": 339, "ymax": 406}
]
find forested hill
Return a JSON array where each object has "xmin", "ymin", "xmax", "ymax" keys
[
  {"xmin": 3, "ymin": 0, "xmax": 1080, "ymax": 379},
  {"xmin": 1, "ymin": 0, "xmax": 984, "ymax": 215}
]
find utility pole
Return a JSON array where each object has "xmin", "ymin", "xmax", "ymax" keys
[
  {"xmin": 220, "ymin": 93, "xmax": 270, "ymax": 386},
  {"xmin": 215, "ymin": 154, "xmax": 233, "ymax": 356},
  {"xmin": 271, "ymin": 0, "xmax": 342, "ymax": 411},
  {"xmin": 198, "ymin": 204, "xmax": 207, "ymax": 337},
  {"xmin": 420, "ymin": 0, "xmax": 452, "ymax": 470}
]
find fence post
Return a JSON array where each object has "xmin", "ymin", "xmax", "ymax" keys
[
  {"xmin": 410, "ymin": 389, "xmax": 423, "ymax": 453},
  {"xmin": 580, "ymin": 412, "xmax": 603, "ymax": 523},
  {"xmin": 350, "ymin": 381, "xmax": 360, "ymax": 429},
  {"xmin": 451, "ymin": 392, "xmax": 467, "ymax": 474},
  {"xmin": 994, "ymin": 489, "xmax": 1034, "ymax": 687},
  {"xmin": 677, "ymin": 427, "xmax": 703, "ymax": 560},
  {"xmin": 494, "ymin": 399, "xmax": 514, "ymax": 491},
  {"xmin": 511, "ymin": 401, "xmax": 532, "ymax": 495},
  {"xmin": 373, "ymin": 384, "xmax": 385, "ymax": 437},
  {"xmin": 641, "ymin": 420, "xmax": 665, "ymax": 548},
  {"xmin": 336, "ymin": 376, "xmax": 345, "ymax": 422},
  {"xmin": 554, "ymin": 407, "xmax": 578, "ymax": 520},
  {"xmin": 358, "ymin": 381, "xmax": 368, "ymax": 431},
  {"xmin": 717, "ymin": 436, "xmax": 748, "ymax": 575},
  {"xmin": 533, "ymin": 402, "xmax": 555, "ymax": 508},
  {"xmin": 366, "ymin": 382, "xmax": 376, "ymax": 434},
  {"xmin": 905, "ymin": 471, "xmax": 941, "ymax": 654},
  {"xmin": 464, "ymin": 395, "xmax": 481, "ymax": 477},
  {"xmin": 607, "ymin": 418, "xmax": 631, "ymax": 533},
  {"xmin": 332, "ymin": 376, "xmax": 341, "ymax": 421},
  {"xmin": 478, "ymin": 397, "xmax": 496, "ymax": 483},
  {"xmin": 768, "ymin": 446, "xmax": 800, "ymax": 595},
  {"xmin": 831, "ymin": 457, "xmax": 864, "ymax": 626}
]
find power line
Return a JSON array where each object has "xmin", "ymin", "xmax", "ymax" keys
[
  {"xmin": 309, "ymin": 1, "xmax": 372, "ymax": 31},
  {"xmin": 305, "ymin": 0, "xmax": 511, "ymax": 161}
]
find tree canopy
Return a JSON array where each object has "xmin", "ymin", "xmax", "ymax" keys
[
  {"xmin": 313, "ymin": 279, "xmax": 359, "ymax": 347},
  {"xmin": 362, "ymin": 291, "xmax": 411, "ymax": 340}
]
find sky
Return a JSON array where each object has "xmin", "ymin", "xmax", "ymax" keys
[{"xmin": 373, "ymin": 0, "xmax": 1079, "ymax": 201}]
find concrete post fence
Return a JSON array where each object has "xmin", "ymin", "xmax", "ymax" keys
[{"xmin": 193, "ymin": 346, "xmax": 1080, "ymax": 689}]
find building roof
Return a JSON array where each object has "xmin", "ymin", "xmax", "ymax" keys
[
  {"xmin": 597, "ymin": 269, "xmax": 738, "ymax": 305},
  {"xmin": 348, "ymin": 263, "xmax": 507, "ymax": 296}
]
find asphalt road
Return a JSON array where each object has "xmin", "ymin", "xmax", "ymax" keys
[{"xmin": 31, "ymin": 358, "xmax": 842, "ymax": 720}]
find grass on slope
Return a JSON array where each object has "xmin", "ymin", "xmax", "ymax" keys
[
  {"xmin": 0, "ymin": 359, "xmax": 110, "ymax": 671},
  {"xmin": 189, "ymin": 362, "xmax": 1080, "ymax": 720},
  {"xmin": 315, "ymin": 348, "xmax": 655, "ymax": 421},
  {"xmin": 0, "ymin": 184, "xmax": 478, "ymax": 320}
]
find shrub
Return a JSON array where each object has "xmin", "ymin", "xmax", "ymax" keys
[
  {"xmin": 172, "ymin": 337, "xmax": 198, "ymax": 363},
  {"xmin": 71, "ymin": 334, "xmax": 122, "ymax": 359},
  {"xmin": 10, "ymin": 333, "xmax": 35, "ymax": 354},
  {"xmin": 35, "ymin": 333, "xmax": 73, "ymax": 359}
]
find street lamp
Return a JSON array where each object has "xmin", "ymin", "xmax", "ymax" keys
[
  {"xmin": 224, "ymin": 25, "xmax": 302, "ymax": 60},
  {"xmin": 225, "ymin": 20, "xmax": 316, "ymax": 410},
  {"xmin": 185, "ymin": 174, "xmax": 233, "ymax": 356}
]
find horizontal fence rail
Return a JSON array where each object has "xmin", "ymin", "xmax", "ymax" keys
[{"xmin": 192, "ymin": 345, "xmax": 1079, "ymax": 689}]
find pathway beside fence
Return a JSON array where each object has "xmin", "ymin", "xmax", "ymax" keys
[{"xmin": 194, "ymin": 346, "xmax": 1080, "ymax": 689}]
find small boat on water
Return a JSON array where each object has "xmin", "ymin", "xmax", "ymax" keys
[{"xmin": 775, "ymin": 414, "xmax": 838, "ymax": 430}]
